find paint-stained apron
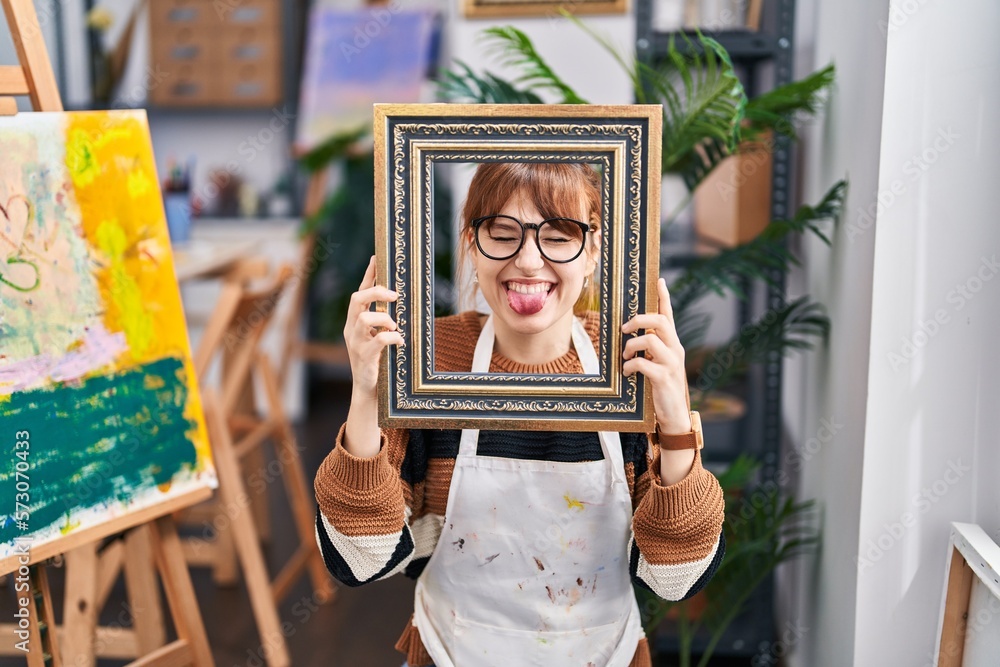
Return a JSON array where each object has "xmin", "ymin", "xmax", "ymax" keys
[{"xmin": 413, "ymin": 315, "xmax": 644, "ymax": 667}]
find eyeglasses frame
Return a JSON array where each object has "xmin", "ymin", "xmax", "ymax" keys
[{"xmin": 471, "ymin": 214, "xmax": 597, "ymax": 263}]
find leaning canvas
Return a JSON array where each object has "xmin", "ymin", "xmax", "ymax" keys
[{"xmin": 0, "ymin": 111, "xmax": 215, "ymax": 560}]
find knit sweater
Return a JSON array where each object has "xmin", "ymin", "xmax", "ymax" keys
[{"xmin": 314, "ymin": 311, "xmax": 726, "ymax": 667}]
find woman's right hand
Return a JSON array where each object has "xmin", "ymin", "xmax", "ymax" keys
[
  {"xmin": 344, "ymin": 255, "xmax": 404, "ymax": 401},
  {"xmin": 342, "ymin": 256, "xmax": 403, "ymax": 458}
]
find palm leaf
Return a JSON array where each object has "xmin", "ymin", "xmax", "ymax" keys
[
  {"xmin": 669, "ymin": 179, "xmax": 847, "ymax": 310},
  {"xmin": 745, "ymin": 63, "xmax": 835, "ymax": 141},
  {"xmin": 298, "ymin": 125, "xmax": 370, "ymax": 173},
  {"xmin": 689, "ymin": 297, "xmax": 831, "ymax": 400},
  {"xmin": 653, "ymin": 35, "xmax": 747, "ymax": 188},
  {"xmin": 562, "ymin": 18, "xmax": 745, "ymax": 191},
  {"xmin": 438, "ymin": 60, "xmax": 545, "ymax": 103},
  {"xmin": 480, "ymin": 26, "xmax": 588, "ymax": 104}
]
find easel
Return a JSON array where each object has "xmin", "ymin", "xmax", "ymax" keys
[
  {"xmin": 179, "ymin": 263, "xmax": 335, "ymax": 667},
  {"xmin": 0, "ymin": 0, "xmax": 214, "ymax": 664}
]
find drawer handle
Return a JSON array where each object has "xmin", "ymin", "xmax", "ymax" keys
[
  {"xmin": 233, "ymin": 44, "xmax": 262, "ymax": 59},
  {"xmin": 168, "ymin": 7, "xmax": 197, "ymax": 21},
  {"xmin": 230, "ymin": 7, "xmax": 262, "ymax": 22},
  {"xmin": 234, "ymin": 82, "xmax": 263, "ymax": 97},
  {"xmin": 171, "ymin": 45, "xmax": 200, "ymax": 59}
]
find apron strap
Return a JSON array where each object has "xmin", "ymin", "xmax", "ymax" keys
[{"xmin": 459, "ymin": 316, "xmax": 627, "ymax": 489}]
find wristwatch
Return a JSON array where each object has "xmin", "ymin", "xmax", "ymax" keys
[{"xmin": 653, "ymin": 411, "xmax": 704, "ymax": 451}]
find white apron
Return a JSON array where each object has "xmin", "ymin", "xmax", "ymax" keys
[{"xmin": 413, "ymin": 315, "xmax": 644, "ymax": 667}]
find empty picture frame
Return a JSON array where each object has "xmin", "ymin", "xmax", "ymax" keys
[
  {"xmin": 934, "ymin": 522, "xmax": 1000, "ymax": 667},
  {"xmin": 374, "ymin": 103, "xmax": 662, "ymax": 431}
]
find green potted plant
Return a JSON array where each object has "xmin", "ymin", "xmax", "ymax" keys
[{"xmin": 435, "ymin": 25, "xmax": 841, "ymax": 666}]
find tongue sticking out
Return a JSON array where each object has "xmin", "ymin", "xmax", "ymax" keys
[{"xmin": 507, "ymin": 288, "xmax": 548, "ymax": 315}]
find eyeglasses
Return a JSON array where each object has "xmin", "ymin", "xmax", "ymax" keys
[{"xmin": 471, "ymin": 215, "xmax": 594, "ymax": 263}]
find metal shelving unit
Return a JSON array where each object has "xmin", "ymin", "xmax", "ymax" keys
[{"xmin": 635, "ymin": 0, "xmax": 798, "ymax": 661}]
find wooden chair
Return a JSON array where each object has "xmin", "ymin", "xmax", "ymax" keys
[{"xmin": 179, "ymin": 262, "xmax": 335, "ymax": 667}]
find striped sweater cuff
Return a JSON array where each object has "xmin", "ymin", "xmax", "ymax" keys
[
  {"xmin": 323, "ymin": 422, "xmax": 395, "ymax": 491},
  {"xmin": 632, "ymin": 448, "xmax": 725, "ymax": 567},
  {"xmin": 643, "ymin": 448, "xmax": 716, "ymax": 517},
  {"xmin": 314, "ymin": 423, "xmax": 404, "ymax": 537}
]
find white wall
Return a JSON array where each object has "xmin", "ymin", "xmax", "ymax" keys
[
  {"xmin": 784, "ymin": 1, "xmax": 1000, "ymax": 666},
  {"xmin": 854, "ymin": 0, "xmax": 1000, "ymax": 664},
  {"xmin": 779, "ymin": 0, "xmax": 891, "ymax": 665}
]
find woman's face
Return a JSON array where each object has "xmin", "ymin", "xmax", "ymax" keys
[{"xmin": 470, "ymin": 190, "xmax": 598, "ymax": 340}]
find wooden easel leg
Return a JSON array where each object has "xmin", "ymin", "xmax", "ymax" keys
[
  {"xmin": 226, "ymin": 357, "xmax": 271, "ymax": 546},
  {"xmin": 211, "ymin": 518, "xmax": 240, "ymax": 587},
  {"xmin": 62, "ymin": 543, "xmax": 99, "ymax": 667},
  {"xmin": 259, "ymin": 354, "xmax": 335, "ymax": 603},
  {"xmin": 148, "ymin": 516, "xmax": 214, "ymax": 667},
  {"xmin": 243, "ymin": 444, "xmax": 272, "ymax": 544},
  {"xmin": 123, "ymin": 526, "xmax": 167, "ymax": 653},
  {"xmin": 23, "ymin": 564, "xmax": 61, "ymax": 667},
  {"xmin": 206, "ymin": 393, "xmax": 291, "ymax": 667}
]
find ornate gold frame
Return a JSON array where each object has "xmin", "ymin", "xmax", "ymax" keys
[
  {"xmin": 463, "ymin": 0, "xmax": 628, "ymax": 19},
  {"xmin": 374, "ymin": 104, "xmax": 661, "ymax": 431}
]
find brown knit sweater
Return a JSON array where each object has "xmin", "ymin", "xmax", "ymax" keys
[{"xmin": 314, "ymin": 311, "xmax": 726, "ymax": 666}]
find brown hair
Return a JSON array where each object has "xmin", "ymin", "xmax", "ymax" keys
[{"xmin": 458, "ymin": 162, "xmax": 602, "ymax": 312}]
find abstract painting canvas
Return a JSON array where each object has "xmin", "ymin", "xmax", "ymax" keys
[
  {"xmin": 294, "ymin": 7, "xmax": 439, "ymax": 153},
  {"xmin": 0, "ymin": 111, "xmax": 215, "ymax": 561}
]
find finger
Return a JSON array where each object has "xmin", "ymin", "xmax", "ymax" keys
[
  {"xmin": 348, "ymin": 284, "xmax": 398, "ymax": 321},
  {"xmin": 372, "ymin": 330, "xmax": 405, "ymax": 348},
  {"xmin": 622, "ymin": 355, "xmax": 665, "ymax": 381},
  {"xmin": 355, "ymin": 310, "xmax": 398, "ymax": 333},
  {"xmin": 622, "ymin": 313, "xmax": 670, "ymax": 333},
  {"xmin": 658, "ymin": 278, "xmax": 674, "ymax": 322},
  {"xmin": 359, "ymin": 255, "xmax": 376, "ymax": 291},
  {"xmin": 622, "ymin": 332, "xmax": 672, "ymax": 362}
]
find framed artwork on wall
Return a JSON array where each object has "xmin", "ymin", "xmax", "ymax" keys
[{"xmin": 463, "ymin": 0, "xmax": 628, "ymax": 19}]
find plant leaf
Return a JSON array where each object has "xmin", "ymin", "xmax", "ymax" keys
[
  {"xmin": 480, "ymin": 26, "xmax": 588, "ymax": 104},
  {"xmin": 298, "ymin": 125, "xmax": 370, "ymax": 173},
  {"xmin": 690, "ymin": 296, "xmax": 831, "ymax": 397},
  {"xmin": 745, "ymin": 63, "xmax": 836, "ymax": 140}
]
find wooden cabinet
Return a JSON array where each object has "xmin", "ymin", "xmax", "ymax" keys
[{"xmin": 149, "ymin": 0, "xmax": 281, "ymax": 107}]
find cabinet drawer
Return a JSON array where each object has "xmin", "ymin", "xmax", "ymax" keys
[
  {"xmin": 150, "ymin": 65, "xmax": 217, "ymax": 106},
  {"xmin": 220, "ymin": 34, "xmax": 279, "ymax": 65},
  {"xmin": 151, "ymin": 27, "xmax": 217, "ymax": 65},
  {"xmin": 150, "ymin": 0, "xmax": 215, "ymax": 28},
  {"xmin": 217, "ymin": 0, "xmax": 278, "ymax": 27},
  {"xmin": 217, "ymin": 63, "xmax": 281, "ymax": 106}
]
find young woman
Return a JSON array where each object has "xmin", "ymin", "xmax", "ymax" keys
[{"xmin": 314, "ymin": 163, "xmax": 725, "ymax": 667}]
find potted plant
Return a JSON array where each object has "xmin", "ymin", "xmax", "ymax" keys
[{"xmin": 434, "ymin": 24, "xmax": 841, "ymax": 665}]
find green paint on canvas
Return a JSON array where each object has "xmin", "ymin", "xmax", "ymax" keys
[{"xmin": 0, "ymin": 356, "xmax": 198, "ymax": 544}]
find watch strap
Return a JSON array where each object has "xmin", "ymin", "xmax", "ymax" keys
[{"xmin": 654, "ymin": 411, "xmax": 704, "ymax": 451}]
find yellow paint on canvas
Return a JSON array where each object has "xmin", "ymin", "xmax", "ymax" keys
[
  {"xmin": 66, "ymin": 114, "xmax": 188, "ymax": 362},
  {"xmin": 64, "ymin": 112, "xmax": 213, "ymax": 472}
]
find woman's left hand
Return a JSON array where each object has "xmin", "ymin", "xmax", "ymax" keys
[{"xmin": 621, "ymin": 277, "xmax": 692, "ymax": 435}]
